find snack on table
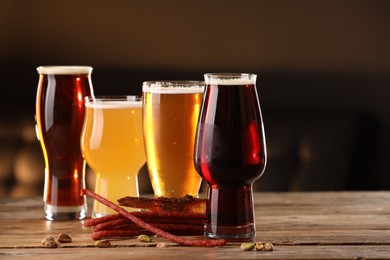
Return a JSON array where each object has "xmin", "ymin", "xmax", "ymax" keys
[
  {"xmin": 82, "ymin": 189, "xmax": 227, "ymax": 247},
  {"xmin": 117, "ymin": 195, "xmax": 207, "ymax": 214}
]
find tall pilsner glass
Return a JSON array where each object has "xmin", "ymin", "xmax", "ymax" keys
[
  {"xmin": 36, "ymin": 66, "xmax": 94, "ymax": 220},
  {"xmin": 194, "ymin": 73, "xmax": 267, "ymax": 241},
  {"xmin": 143, "ymin": 81, "xmax": 204, "ymax": 198},
  {"xmin": 80, "ymin": 96, "xmax": 145, "ymax": 217}
]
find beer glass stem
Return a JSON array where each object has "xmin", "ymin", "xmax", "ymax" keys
[{"xmin": 205, "ymin": 184, "xmax": 255, "ymax": 241}]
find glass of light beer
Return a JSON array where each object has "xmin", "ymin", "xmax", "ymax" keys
[
  {"xmin": 35, "ymin": 66, "xmax": 94, "ymax": 220},
  {"xmin": 143, "ymin": 81, "xmax": 204, "ymax": 198},
  {"xmin": 80, "ymin": 96, "xmax": 145, "ymax": 217}
]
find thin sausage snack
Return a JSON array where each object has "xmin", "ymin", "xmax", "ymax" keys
[
  {"xmin": 93, "ymin": 218, "xmax": 204, "ymax": 232},
  {"xmin": 81, "ymin": 189, "xmax": 227, "ymax": 247},
  {"xmin": 84, "ymin": 212, "xmax": 206, "ymax": 227}
]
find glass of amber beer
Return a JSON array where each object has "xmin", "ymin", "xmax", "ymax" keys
[
  {"xmin": 143, "ymin": 81, "xmax": 204, "ymax": 198},
  {"xmin": 35, "ymin": 66, "xmax": 94, "ymax": 220},
  {"xmin": 80, "ymin": 96, "xmax": 145, "ymax": 217},
  {"xmin": 194, "ymin": 73, "xmax": 267, "ymax": 241}
]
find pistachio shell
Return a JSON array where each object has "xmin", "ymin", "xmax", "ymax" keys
[
  {"xmin": 240, "ymin": 242, "xmax": 255, "ymax": 251},
  {"xmin": 95, "ymin": 239, "xmax": 111, "ymax": 248}
]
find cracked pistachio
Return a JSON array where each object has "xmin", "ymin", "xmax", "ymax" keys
[
  {"xmin": 41, "ymin": 235, "xmax": 55, "ymax": 245},
  {"xmin": 264, "ymin": 242, "xmax": 274, "ymax": 251},
  {"xmin": 44, "ymin": 240, "xmax": 58, "ymax": 248},
  {"xmin": 255, "ymin": 242, "xmax": 264, "ymax": 251},
  {"xmin": 95, "ymin": 239, "xmax": 111, "ymax": 248},
  {"xmin": 240, "ymin": 242, "xmax": 255, "ymax": 251},
  {"xmin": 58, "ymin": 233, "xmax": 72, "ymax": 243},
  {"xmin": 138, "ymin": 234, "xmax": 153, "ymax": 243}
]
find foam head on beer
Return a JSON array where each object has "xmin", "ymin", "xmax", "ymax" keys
[
  {"xmin": 204, "ymin": 73, "xmax": 256, "ymax": 85},
  {"xmin": 85, "ymin": 100, "xmax": 142, "ymax": 109},
  {"xmin": 37, "ymin": 66, "xmax": 93, "ymax": 75},
  {"xmin": 143, "ymin": 81, "xmax": 205, "ymax": 94}
]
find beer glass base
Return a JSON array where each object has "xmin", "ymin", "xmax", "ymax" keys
[
  {"xmin": 204, "ymin": 223, "xmax": 256, "ymax": 241},
  {"xmin": 44, "ymin": 204, "xmax": 87, "ymax": 221}
]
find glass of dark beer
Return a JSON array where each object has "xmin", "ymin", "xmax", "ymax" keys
[
  {"xmin": 194, "ymin": 73, "xmax": 267, "ymax": 241},
  {"xmin": 35, "ymin": 66, "xmax": 94, "ymax": 220}
]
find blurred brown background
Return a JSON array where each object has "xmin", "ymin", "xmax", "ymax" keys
[{"xmin": 0, "ymin": 0, "xmax": 389, "ymax": 198}]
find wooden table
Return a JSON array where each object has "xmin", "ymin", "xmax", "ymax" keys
[{"xmin": 1, "ymin": 192, "xmax": 390, "ymax": 259}]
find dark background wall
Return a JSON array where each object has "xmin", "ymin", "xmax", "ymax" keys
[{"xmin": 0, "ymin": 0, "xmax": 389, "ymax": 196}]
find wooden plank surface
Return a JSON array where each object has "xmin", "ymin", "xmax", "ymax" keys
[
  {"xmin": 1, "ymin": 245, "xmax": 390, "ymax": 260},
  {"xmin": 1, "ymin": 192, "xmax": 390, "ymax": 259}
]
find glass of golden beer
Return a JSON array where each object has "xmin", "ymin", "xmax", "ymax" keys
[
  {"xmin": 142, "ymin": 81, "xmax": 204, "ymax": 198},
  {"xmin": 80, "ymin": 96, "xmax": 145, "ymax": 217}
]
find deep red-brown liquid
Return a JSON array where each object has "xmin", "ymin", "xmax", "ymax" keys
[
  {"xmin": 36, "ymin": 74, "xmax": 93, "ymax": 207},
  {"xmin": 194, "ymin": 83, "xmax": 266, "ymax": 239}
]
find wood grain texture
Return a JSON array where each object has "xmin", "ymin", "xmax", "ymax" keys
[{"xmin": 1, "ymin": 192, "xmax": 390, "ymax": 259}]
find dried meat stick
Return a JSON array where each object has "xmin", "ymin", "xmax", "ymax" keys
[
  {"xmin": 98, "ymin": 222, "xmax": 204, "ymax": 233},
  {"xmin": 93, "ymin": 215, "xmax": 205, "ymax": 231},
  {"xmin": 133, "ymin": 217, "xmax": 205, "ymax": 225},
  {"xmin": 94, "ymin": 219, "xmax": 136, "ymax": 231},
  {"xmin": 93, "ymin": 218, "xmax": 205, "ymax": 235},
  {"xmin": 81, "ymin": 189, "xmax": 227, "ymax": 247},
  {"xmin": 132, "ymin": 211, "xmax": 206, "ymax": 220},
  {"xmin": 84, "ymin": 213, "xmax": 124, "ymax": 227},
  {"xmin": 85, "ymin": 211, "xmax": 206, "ymax": 228},
  {"xmin": 91, "ymin": 230, "xmax": 147, "ymax": 240},
  {"xmin": 92, "ymin": 228, "xmax": 204, "ymax": 240}
]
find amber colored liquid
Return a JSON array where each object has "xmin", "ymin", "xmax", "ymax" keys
[
  {"xmin": 81, "ymin": 101, "xmax": 145, "ymax": 216},
  {"xmin": 36, "ymin": 74, "xmax": 93, "ymax": 207},
  {"xmin": 143, "ymin": 91, "xmax": 203, "ymax": 197},
  {"xmin": 194, "ymin": 83, "xmax": 266, "ymax": 239}
]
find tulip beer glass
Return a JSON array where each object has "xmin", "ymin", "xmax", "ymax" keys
[
  {"xmin": 143, "ymin": 81, "xmax": 204, "ymax": 198},
  {"xmin": 194, "ymin": 73, "xmax": 267, "ymax": 240},
  {"xmin": 80, "ymin": 96, "xmax": 145, "ymax": 217},
  {"xmin": 36, "ymin": 66, "xmax": 94, "ymax": 220}
]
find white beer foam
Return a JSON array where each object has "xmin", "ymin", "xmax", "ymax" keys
[
  {"xmin": 205, "ymin": 78, "xmax": 254, "ymax": 85},
  {"xmin": 86, "ymin": 101, "xmax": 142, "ymax": 109},
  {"xmin": 143, "ymin": 82, "xmax": 204, "ymax": 94},
  {"xmin": 37, "ymin": 66, "xmax": 92, "ymax": 75}
]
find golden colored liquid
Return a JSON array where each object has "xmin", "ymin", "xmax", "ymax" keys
[
  {"xmin": 81, "ymin": 100, "xmax": 145, "ymax": 216},
  {"xmin": 143, "ymin": 90, "xmax": 203, "ymax": 197}
]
